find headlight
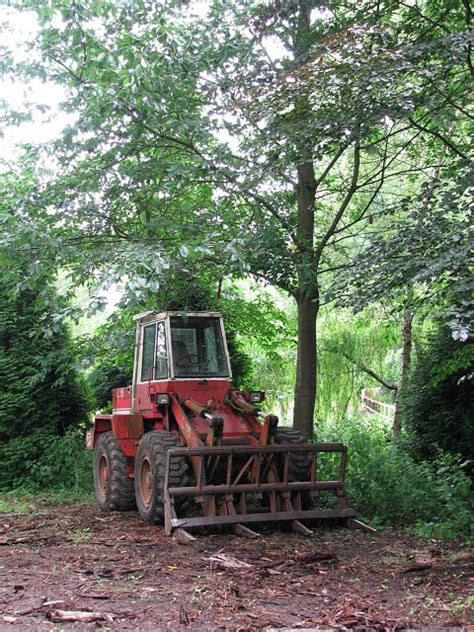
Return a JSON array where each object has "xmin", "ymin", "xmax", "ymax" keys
[
  {"xmin": 249, "ymin": 391, "xmax": 265, "ymax": 403},
  {"xmin": 156, "ymin": 393, "xmax": 170, "ymax": 405}
]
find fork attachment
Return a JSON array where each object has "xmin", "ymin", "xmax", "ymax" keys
[{"xmin": 163, "ymin": 443, "xmax": 355, "ymax": 536}]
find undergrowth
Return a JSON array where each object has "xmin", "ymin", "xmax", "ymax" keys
[
  {"xmin": 318, "ymin": 414, "xmax": 473, "ymax": 539},
  {"xmin": 0, "ymin": 429, "xmax": 93, "ymax": 496}
]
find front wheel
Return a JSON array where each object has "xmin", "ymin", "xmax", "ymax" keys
[
  {"xmin": 94, "ymin": 432, "xmax": 135, "ymax": 511},
  {"xmin": 275, "ymin": 427, "xmax": 312, "ymax": 510},
  {"xmin": 134, "ymin": 431, "xmax": 190, "ymax": 525}
]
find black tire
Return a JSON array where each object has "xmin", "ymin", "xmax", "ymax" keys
[
  {"xmin": 134, "ymin": 430, "xmax": 190, "ymax": 525},
  {"xmin": 275, "ymin": 427, "xmax": 313, "ymax": 509},
  {"xmin": 94, "ymin": 431, "xmax": 135, "ymax": 511}
]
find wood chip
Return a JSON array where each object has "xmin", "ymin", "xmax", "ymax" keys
[{"xmin": 206, "ymin": 553, "xmax": 253, "ymax": 569}]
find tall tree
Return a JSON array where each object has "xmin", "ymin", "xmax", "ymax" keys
[{"xmin": 2, "ymin": 0, "xmax": 472, "ymax": 437}]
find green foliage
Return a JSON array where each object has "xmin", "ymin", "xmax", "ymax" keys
[
  {"xmin": 0, "ymin": 429, "xmax": 93, "ymax": 493},
  {"xmin": 89, "ymin": 364, "xmax": 131, "ymax": 411},
  {"xmin": 220, "ymin": 284, "xmax": 295, "ymax": 395},
  {"xmin": 0, "ymin": 496, "xmax": 32, "ymax": 514},
  {"xmin": 0, "ymin": 278, "xmax": 91, "ymax": 491},
  {"xmin": 344, "ymin": 165, "xmax": 474, "ymax": 340},
  {"xmin": 317, "ymin": 307, "xmax": 400, "ymax": 421},
  {"xmin": 67, "ymin": 527, "xmax": 91, "ymax": 544},
  {"xmin": 320, "ymin": 415, "xmax": 473, "ymax": 539},
  {"xmin": 0, "ymin": 283, "xmax": 91, "ymax": 442},
  {"xmin": 400, "ymin": 325, "xmax": 474, "ymax": 466},
  {"xmin": 248, "ymin": 343, "xmax": 296, "ymax": 421}
]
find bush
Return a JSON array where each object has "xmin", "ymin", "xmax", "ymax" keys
[
  {"xmin": 0, "ymin": 285, "xmax": 91, "ymax": 434},
  {"xmin": 319, "ymin": 415, "xmax": 473, "ymax": 539},
  {"xmin": 0, "ymin": 281, "xmax": 92, "ymax": 490},
  {"xmin": 0, "ymin": 429, "xmax": 93, "ymax": 494},
  {"xmin": 400, "ymin": 325, "xmax": 473, "ymax": 466}
]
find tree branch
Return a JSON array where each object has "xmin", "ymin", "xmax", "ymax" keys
[
  {"xmin": 47, "ymin": 55, "xmax": 87, "ymax": 84},
  {"xmin": 333, "ymin": 348, "xmax": 399, "ymax": 390},
  {"xmin": 408, "ymin": 117, "xmax": 471, "ymax": 162},
  {"xmin": 314, "ymin": 141, "xmax": 350, "ymax": 190},
  {"xmin": 462, "ymin": 0, "xmax": 474, "ymax": 79},
  {"xmin": 314, "ymin": 131, "xmax": 361, "ymax": 265}
]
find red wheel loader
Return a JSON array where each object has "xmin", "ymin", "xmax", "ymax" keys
[{"xmin": 86, "ymin": 311, "xmax": 361, "ymax": 538}]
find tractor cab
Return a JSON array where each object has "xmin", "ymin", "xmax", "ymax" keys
[
  {"xmin": 130, "ymin": 311, "xmax": 232, "ymax": 415},
  {"xmin": 136, "ymin": 311, "xmax": 231, "ymax": 380}
]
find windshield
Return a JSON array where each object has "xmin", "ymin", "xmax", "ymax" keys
[{"xmin": 170, "ymin": 316, "xmax": 229, "ymax": 378}]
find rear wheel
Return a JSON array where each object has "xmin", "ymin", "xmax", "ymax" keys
[
  {"xmin": 134, "ymin": 430, "xmax": 190, "ymax": 525},
  {"xmin": 275, "ymin": 427, "xmax": 313, "ymax": 509},
  {"xmin": 94, "ymin": 432, "xmax": 135, "ymax": 511}
]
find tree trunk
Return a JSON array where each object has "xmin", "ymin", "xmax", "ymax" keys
[
  {"xmin": 293, "ymin": 296, "xmax": 319, "ymax": 439},
  {"xmin": 392, "ymin": 307, "xmax": 413, "ymax": 439},
  {"xmin": 290, "ymin": 0, "xmax": 318, "ymax": 439}
]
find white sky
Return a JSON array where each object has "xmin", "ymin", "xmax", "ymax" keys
[{"xmin": 1, "ymin": 7, "xmax": 72, "ymax": 158}]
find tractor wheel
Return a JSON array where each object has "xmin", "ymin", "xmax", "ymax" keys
[
  {"xmin": 275, "ymin": 427, "xmax": 312, "ymax": 509},
  {"xmin": 94, "ymin": 432, "xmax": 135, "ymax": 512},
  {"xmin": 134, "ymin": 430, "xmax": 190, "ymax": 525}
]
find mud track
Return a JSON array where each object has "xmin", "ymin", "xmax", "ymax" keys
[{"xmin": 0, "ymin": 500, "xmax": 472, "ymax": 630}]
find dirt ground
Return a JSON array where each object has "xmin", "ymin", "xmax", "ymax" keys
[{"xmin": 0, "ymin": 499, "xmax": 472, "ymax": 631}]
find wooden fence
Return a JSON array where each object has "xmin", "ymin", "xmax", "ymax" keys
[{"xmin": 360, "ymin": 388, "xmax": 395, "ymax": 422}]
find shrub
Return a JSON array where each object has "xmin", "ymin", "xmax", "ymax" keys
[
  {"xmin": 319, "ymin": 415, "xmax": 473, "ymax": 538},
  {"xmin": 0, "ymin": 429, "xmax": 93, "ymax": 494},
  {"xmin": 0, "ymin": 284, "xmax": 91, "ymax": 442},
  {"xmin": 0, "ymin": 281, "xmax": 92, "ymax": 491},
  {"xmin": 400, "ymin": 324, "xmax": 473, "ymax": 466}
]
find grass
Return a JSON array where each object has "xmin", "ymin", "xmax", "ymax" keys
[
  {"xmin": 450, "ymin": 594, "xmax": 474, "ymax": 616},
  {"xmin": 0, "ymin": 496, "xmax": 33, "ymax": 514},
  {"xmin": 66, "ymin": 527, "xmax": 91, "ymax": 544},
  {"xmin": 0, "ymin": 488, "xmax": 95, "ymax": 515}
]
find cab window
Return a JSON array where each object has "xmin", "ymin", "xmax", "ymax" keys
[
  {"xmin": 140, "ymin": 321, "xmax": 168, "ymax": 381},
  {"xmin": 170, "ymin": 316, "xmax": 228, "ymax": 377}
]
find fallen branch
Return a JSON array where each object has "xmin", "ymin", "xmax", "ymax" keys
[
  {"xmin": 402, "ymin": 563, "xmax": 432, "ymax": 574},
  {"xmin": 76, "ymin": 593, "xmax": 111, "ymax": 600},
  {"xmin": 47, "ymin": 609, "xmax": 111, "ymax": 623},
  {"xmin": 179, "ymin": 604, "xmax": 190, "ymax": 625}
]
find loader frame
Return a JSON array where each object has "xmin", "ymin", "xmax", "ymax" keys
[{"xmin": 163, "ymin": 442, "xmax": 355, "ymax": 536}]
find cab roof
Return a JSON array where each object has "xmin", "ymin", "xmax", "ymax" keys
[{"xmin": 133, "ymin": 310, "xmax": 224, "ymax": 322}]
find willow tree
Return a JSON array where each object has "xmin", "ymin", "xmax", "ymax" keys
[{"xmin": 3, "ymin": 0, "xmax": 472, "ymax": 437}]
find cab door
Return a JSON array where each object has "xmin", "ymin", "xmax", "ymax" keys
[{"xmin": 133, "ymin": 319, "xmax": 169, "ymax": 413}]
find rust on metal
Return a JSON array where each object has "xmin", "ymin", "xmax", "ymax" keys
[{"xmin": 163, "ymin": 442, "xmax": 352, "ymax": 536}]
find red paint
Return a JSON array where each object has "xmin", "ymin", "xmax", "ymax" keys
[
  {"xmin": 90, "ymin": 375, "xmax": 268, "ymax": 471},
  {"xmin": 113, "ymin": 387, "xmax": 131, "ymax": 410}
]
